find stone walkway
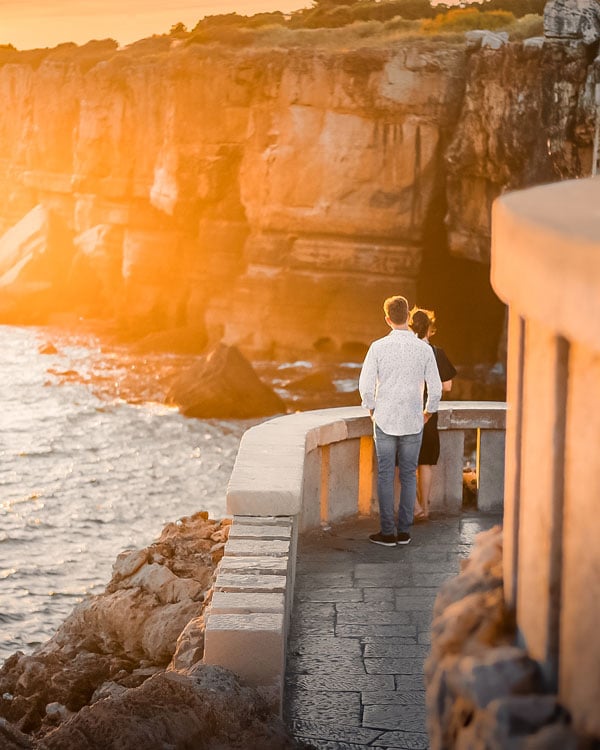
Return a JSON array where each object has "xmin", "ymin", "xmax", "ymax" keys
[{"xmin": 284, "ymin": 512, "xmax": 502, "ymax": 749}]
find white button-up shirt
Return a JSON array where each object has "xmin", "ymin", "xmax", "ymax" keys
[{"xmin": 359, "ymin": 328, "xmax": 442, "ymax": 436}]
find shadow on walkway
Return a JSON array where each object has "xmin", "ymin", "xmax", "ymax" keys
[{"xmin": 284, "ymin": 512, "xmax": 502, "ymax": 750}]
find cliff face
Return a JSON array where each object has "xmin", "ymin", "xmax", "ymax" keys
[
  {"xmin": 445, "ymin": 39, "xmax": 595, "ymax": 264},
  {"xmin": 0, "ymin": 37, "xmax": 595, "ymax": 363}
]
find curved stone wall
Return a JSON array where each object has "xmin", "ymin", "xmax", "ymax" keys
[
  {"xmin": 492, "ymin": 177, "xmax": 600, "ymax": 736},
  {"xmin": 203, "ymin": 402, "xmax": 506, "ymax": 710}
]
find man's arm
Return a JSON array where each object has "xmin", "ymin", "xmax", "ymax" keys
[
  {"xmin": 424, "ymin": 347, "xmax": 442, "ymax": 415},
  {"xmin": 358, "ymin": 345, "xmax": 377, "ymax": 413}
]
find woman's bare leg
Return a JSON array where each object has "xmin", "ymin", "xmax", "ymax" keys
[{"xmin": 417, "ymin": 465, "xmax": 433, "ymax": 518}]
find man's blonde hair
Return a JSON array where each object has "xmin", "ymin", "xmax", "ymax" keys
[{"xmin": 383, "ymin": 295, "xmax": 409, "ymax": 325}]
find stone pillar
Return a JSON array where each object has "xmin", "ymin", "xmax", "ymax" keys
[
  {"xmin": 300, "ymin": 447, "xmax": 321, "ymax": 532},
  {"xmin": 325, "ymin": 438, "xmax": 361, "ymax": 524},
  {"xmin": 476, "ymin": 429, "xmax": 505, "ymax": 512},
  {"xmin": 430, "ymin": 430, "xmax": 464, "ymax": 513},
  {"xmin": 559, "ymin": 342, "xmax": 600, "ymax": 734},
  {"xmin": 516, "ymin": 320, "xmax": 568, "ymax": 686},
  {"xmin": 502, "ymin": 308, "xmax": 525, "ymax": 609}
]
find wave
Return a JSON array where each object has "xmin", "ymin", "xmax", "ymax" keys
[{"xmin": 0, "ymin": 324, "xmax": 238, "ymax": 661}]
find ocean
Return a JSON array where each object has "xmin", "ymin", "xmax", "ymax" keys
[{"xmin": 0, "ymin": 325, "xmax": 248, "ymax": 665}]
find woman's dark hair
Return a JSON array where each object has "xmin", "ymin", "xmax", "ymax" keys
[{"xmin": 410, "ymin": 307, "xmax": 436, "ymax": 339}]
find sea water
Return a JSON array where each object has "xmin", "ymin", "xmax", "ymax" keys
[{"xmin": 0, "ymin": 325, "xmax": 247, "ymax": 664}]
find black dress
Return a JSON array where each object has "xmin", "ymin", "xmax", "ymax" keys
[{"xmin": 419, "ymin": 345, "xmax": 457, "ymax": 466}]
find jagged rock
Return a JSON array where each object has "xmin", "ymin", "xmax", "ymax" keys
[
  {"xmin": 38, "ymin": 343, "xmax": 58, "ymax": 355},
  {"xmin": 523, "ymin": 36, "xmax": 546, "ymax": 48},
  {"xmin": 166, "ymin": 343, "xmax": 286, "ymax": 418},
  {"xmin": 168, "ymin": 615, "xmax": 206, "ymax": 671},
  {"xmin": 44, "ymin": 702, "xmax": 72, "ymax": 725},
  {"xmin": 424, "ymin": 525, "xmax": 598, "ymax": 750},
  {"xmin": 544, "ymin": 0, "xmax": 600, "ymax": 44},
  {"xmin": 445, "ymin": 41, "xmax": 593, "ymax": 264},
  {"xmin": 38, "ymin": 665, "xmax": 301, "ymax": 750},
  {"xmin": 523, "ymin": 723, "xmax": 584, "ymax": 749},
  {"xmin": 456, "ymin": 695, "xmax": 570, "ymax": 749},
  {"xmin": 0, "ymin": 512, "xmax": 292, "ymax": 747},
  {"xmin": 111, "ymin": 548, "xmax": 148, "ymax": 581},
  {"xmin": 0, "ymin": 513, "xmax": 224, "ymax": 734},
  {"xmin": 0, "ymin": 717, "xmax": 32, "ymax": 749},
  {"xmin": 446, "ymin": 647, "xmax": 542, "ymax": 709},
  {"xmin": 465, "ymin": 30, "xmax": 510, "ymax": 49}
]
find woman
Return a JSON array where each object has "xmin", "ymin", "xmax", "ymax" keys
[{"xmin": 410, "ymin": 307, "xmax": 457, "ymax": 521}]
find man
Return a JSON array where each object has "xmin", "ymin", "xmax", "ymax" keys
[{"xmin": 359, "ymin": 295, "xmax": 442, "ymax": 547}]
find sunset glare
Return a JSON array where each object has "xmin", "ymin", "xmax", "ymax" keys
[{"xmin": 0, "ymin": 1, "xmax": 305, "ymax": 50}]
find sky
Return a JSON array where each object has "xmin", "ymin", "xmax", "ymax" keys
[{"xmin": 0, "ymin": 1, "xmax": 307, "ymax": 50}]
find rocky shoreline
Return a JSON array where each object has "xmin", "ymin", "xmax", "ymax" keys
[{"xmin": 0, "ymin": 512, "xmax": 304, "ymax": 749}]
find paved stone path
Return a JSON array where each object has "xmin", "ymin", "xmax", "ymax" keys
[{"xmin": 284, "ymin": 513, "xmax": 502, "ymax": 749}]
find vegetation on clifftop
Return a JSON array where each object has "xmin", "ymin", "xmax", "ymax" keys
[{"xmin": 0, "ymin": 0, "xmax": 545, "ymax": 67}]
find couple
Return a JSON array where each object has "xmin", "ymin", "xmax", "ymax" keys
[{"xmin": 358, "ymin": 295, "xmax": 456, "ymax": 547}]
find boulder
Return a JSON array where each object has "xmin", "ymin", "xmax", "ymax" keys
[
  {"xmin": 166, "ymin": 343, "xmax": 286, "ymax": 418},
  {"xmin": 544, "ymin": 0, "xmax": 600, "ymax": 44},
  {"xmin": 465, "ymin": 30, "xmax": 510, "ymax": 49},
  {"xmin": 0, "ymin": 513, "xmax": 224, "ymax": 734}
]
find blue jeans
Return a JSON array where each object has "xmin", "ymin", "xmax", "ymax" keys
[{"xmin": 374, "ymin": 424, "xmax": 423, "ymax": 535}]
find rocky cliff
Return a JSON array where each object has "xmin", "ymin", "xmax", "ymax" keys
[
  {"xmin": 0, "ymin": 30, "xmax": 597, "ymax": 365},
  {"xmin": 0, "ymin": 512, "xmax": 302, "ymax": 749}
]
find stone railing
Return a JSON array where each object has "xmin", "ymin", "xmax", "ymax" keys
[
  {"xmin": 203, "ymin": 401, "xmax": 506, "ymax": 709},
  {"xmin": 490, "ymin": 177, "xmax": 600, "ymax": 738}
]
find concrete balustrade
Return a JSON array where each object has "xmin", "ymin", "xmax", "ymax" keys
[
  {"xmin": 491, "ymin": 177, "xmax": 600, "ymax": 735},
  {"xmin": 203, "ymin": 401, "xmax": 506, "ymax": 709}
]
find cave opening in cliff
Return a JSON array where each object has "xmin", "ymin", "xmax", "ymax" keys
[{"xmin": 416, "ymin": 187, "xmax": 506, "ymax": 378}]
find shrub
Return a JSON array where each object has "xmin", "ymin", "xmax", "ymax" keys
[
  {"xmin": 187, "ymin": 26, "xmax": 253, "ymax": 47},
  {"xmin": 169, "ymin": 22, "xmax": 189, "ymax": 39},
  {"xmin": 421, "ymin": 8, "xmax": 516, "ymax": 33},
  {"xmin": 124, "ymin": 35, "xmax": 173, "ymax": 57},
  {"xmin": 383, "ymin": 16, "xmax": 422, "ymax": 33},
  {"xmin": 191, "ymin": 13, "xmax": 245, "ymax": 32},
  {"xmin": 244, "ymin": 12, "xmax": 287, "ymax": 28},
  {"xmin": 473, "ymin": 0, "xmax": 545, "ymax": 17},
  {"xmin": 509, "ymin": 13, "xmax": 544, "ymax": 39}
]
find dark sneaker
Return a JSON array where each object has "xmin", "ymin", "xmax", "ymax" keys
[
  {"xmin": 396, "ymin": 532, "xmax": 411, "ymax": 545},
  {"xmin": 369, "ymin": 532, "xmax": 397, "ymax": 547}
]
